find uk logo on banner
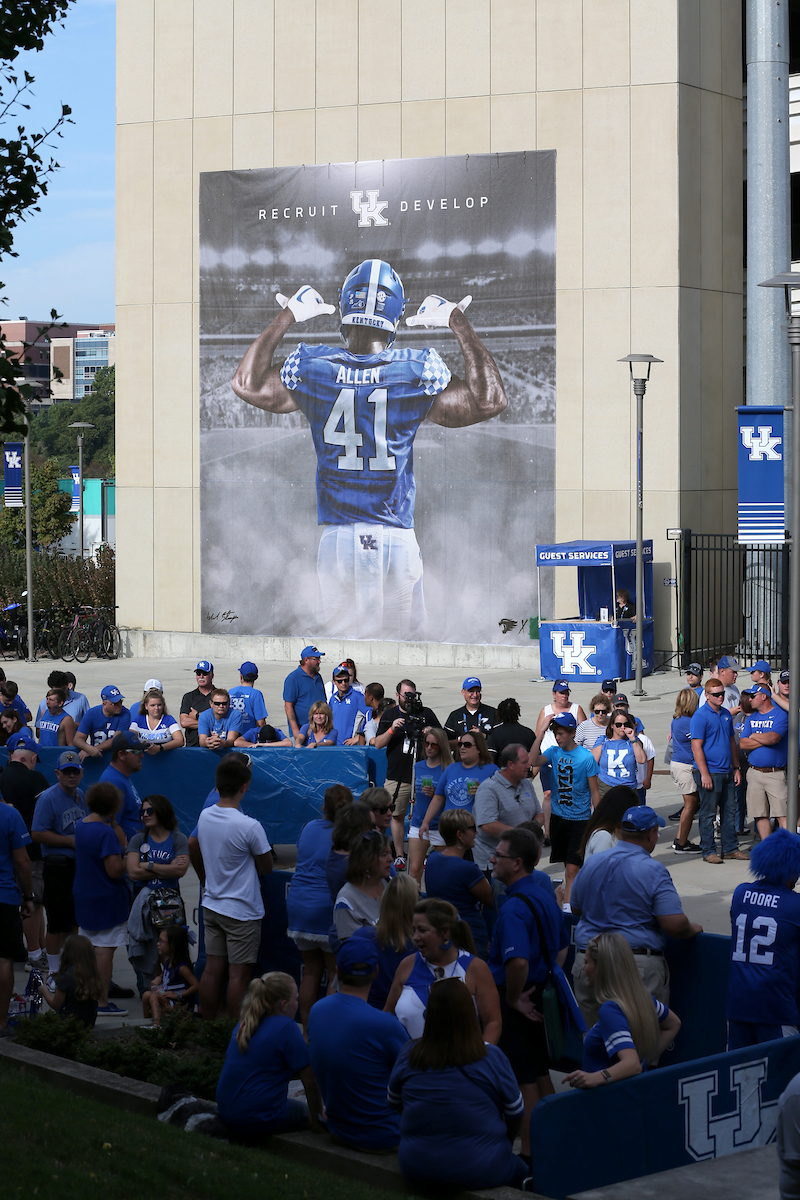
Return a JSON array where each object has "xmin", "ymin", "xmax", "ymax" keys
[
  {"xmin": 3, "ymin": 443, "xmax": 23, "ymax": 507},
  {"xmin": 550, "ymin": 630, "xmax": 597, "ymax": 675},
  {"xmin": 737, "ymin": 406, "xmax": 785, "ymax": 543},
  {"xmin": 70, "ymin": 466, "xmax": 80, "ymax": 513}
]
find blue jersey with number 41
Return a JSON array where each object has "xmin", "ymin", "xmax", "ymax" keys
[
  {"xmin": 726, "ymin": 881, "xmax": 800, "ymax": 1024},
  {"xmin": 280, "ymin": 343, "xmax": 451, "ymax": 528}
]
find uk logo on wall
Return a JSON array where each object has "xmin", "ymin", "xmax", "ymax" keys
[{"xmin": 679, "ymin": 1058, "xmax": 777, "ymax": 1161}]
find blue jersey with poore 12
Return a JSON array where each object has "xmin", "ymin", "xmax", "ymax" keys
[
  {"xmin": 280, "ymin": 343, "xmax": 451, "ymax": 528},
  {"xmin": 726, "ymin": 881, "xmax": 800, "ymax": 1024}
]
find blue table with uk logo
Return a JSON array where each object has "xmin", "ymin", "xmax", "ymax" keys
[{"xmin": 535, "ymin": 540, "xmax": 654, "ymax": 683}]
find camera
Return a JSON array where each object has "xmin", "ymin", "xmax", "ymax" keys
[{"xmin": 402, "ymin": 689, "xmax": 427, "ymax": 752}]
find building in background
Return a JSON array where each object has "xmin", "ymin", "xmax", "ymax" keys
[
  {"xmin": 56, "ymin": 477, "xmax": 116, "ymax": 555},
  {"xmin": 49, "ymin": 327, "xmax": 116, "ymax": 402}
]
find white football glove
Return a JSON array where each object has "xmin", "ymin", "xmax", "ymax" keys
[
  {"xmin": 276, "ymin": 286, "xmax": 336, "ymax": 322},
  {"xmin": 406, "ymin": 294, "xmax": 472, "ymax": 328}
]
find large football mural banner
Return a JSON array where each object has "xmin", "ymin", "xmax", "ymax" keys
[{"xmin": 199, "ymin": 151, "xmax": 555, "ymax": 645}]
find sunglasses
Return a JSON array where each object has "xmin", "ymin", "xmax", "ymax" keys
[
  {"xmin": 141, "ymin": 807, "xmax": 154, "ymax": 817},
  {"xmin": 211, "ymin": 700, "xmax": 228, "ymax": 705},
  {"xmin": 372, "ymin": 804, "xmax": 391, "ymax": 815},
  {"xmin": 492, "ymin": 851, "xmax": 517, "ymax": 861},
  {"xmin": 708, "ymin": 691, "xmax": 725, "ymax": 698},
  {"xmin": 593, "ymin": 709, "xmax": 609, "ymax": 715},
  {"xmin": 425, "ymin": 738, "xmax": 439, "ymax": 746},
  {"xmin": 612, "ymin": 722, "xmax": 628, "ymax": 728},
  {"xmin": 459, "ymin": 741, "xmax": 476, "ymax": 749}
]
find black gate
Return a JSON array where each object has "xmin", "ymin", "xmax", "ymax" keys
[{"xmin": 680, "ymin": 532, "xmax": 790, "ymax": 669}]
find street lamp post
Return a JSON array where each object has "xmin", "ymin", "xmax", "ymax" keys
[
  {"xmin": 618, "ymin": 354, "xmax": 662, "ymax": 698},
  {"xmin": 69, "ymin": 422, "xmax": 95, "ymax": 559},
  {"xmin": 23, "ymin": 412, "xmax": 35, "ymax": 662},
  {"xmin": 758, "ymin": 272, "xmax": 800, "ymax": 833}
]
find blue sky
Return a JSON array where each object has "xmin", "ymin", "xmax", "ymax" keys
[{"xmin": 1, "ymin": 0, "xmax": 115, "ymax": 324}]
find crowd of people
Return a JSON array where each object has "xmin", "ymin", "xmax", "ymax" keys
[{"xmin": 1, "ymin": 649, "xmax": 800, "ymax": 1193}]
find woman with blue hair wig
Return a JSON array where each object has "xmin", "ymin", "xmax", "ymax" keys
[{"xmin": 726, "ymin": 828, "xmax": 800, "ymax": 1051}]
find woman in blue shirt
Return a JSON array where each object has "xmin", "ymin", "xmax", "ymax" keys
[
  {"xmin": 424, "ymin": 808, "xmax": 493, "ymax": 958},
  {"xmin": 669, "ymin": 688, "xmax": 701, "ymax": 853},
  {"xmin": 592, "ymin": 713, "xmax": 646, "ymax": 794},
  {"xmin": 418, "ymin": 730, "xmax": 498, "ymax": 835},
  {"xmin": 388, "ymin": 976, "xmax": 528, "ymax": 1191},
  {"xmin": 408, "ymin": 726, "xmax": 452, "ymax": 885},
  {"xmin": 216, "ymin": 972, "xmax": 323, "ymax": 1138},
  {"xmin": 564, "ymin": 933, "xmax": 680, "ymax": 1089},
  {"xmin": 295, "ymin": 702, "xmax": 338, "ymax": 748},
  {"xmin": 286, "ymin": 784, "xmax": 352, "ymax": 1034}
]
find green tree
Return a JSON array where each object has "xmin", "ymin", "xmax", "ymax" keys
[
  {"xmin": 0, "ymin": 1, "xmax": 75, "ymax": 432},
  {"xmin": 32, "ymin": 364, "xmax": 114, "ymax": 475},
  {"xmin": 0, "ymin": 456, "xmax": 72, "ymax": 548}
]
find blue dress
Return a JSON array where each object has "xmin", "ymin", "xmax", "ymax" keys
[{"xmin": 286, "ymin": 819, "xmax": 335, "ymax": 941}]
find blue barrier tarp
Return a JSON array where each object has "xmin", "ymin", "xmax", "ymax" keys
[
  {"xmin": 0, "ymin": 746, "xmax": 387, "ymax": 845},
  {"xmin": 529, "ymin": 1034, "xmax": 800, "ymax": 1199}
]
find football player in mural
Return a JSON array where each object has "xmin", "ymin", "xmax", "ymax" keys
[{"xmin": 231, "ymin": 259, "xmax": 507, "ymax": 639}]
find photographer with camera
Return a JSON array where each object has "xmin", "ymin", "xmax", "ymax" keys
[{"xmin": 375, "ymin": 681, "xmax": 442, "ymax": 867}]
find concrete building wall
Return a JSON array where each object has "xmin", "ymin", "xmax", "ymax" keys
[{"xmin": 115, "ymin": 0, "xmax": 743, "ymax": 658}]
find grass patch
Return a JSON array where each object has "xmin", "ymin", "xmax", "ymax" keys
[
  {"xmin": 0, "ymin": 1061, "xmax": 420, "ymax": 1200},
  {"xmin": 12, "ymin": 1010, "xmax": 235, "ymax": 1100}
]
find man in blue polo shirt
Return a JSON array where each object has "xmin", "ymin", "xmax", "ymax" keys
[
  {"xmin": 283, "ymin": 646, "xmax": 326, "ymax": 740},
  {"xmin": 74, "ymin": 685, "xmax": 131, "ymax": 760},
  {"xmin": 99, "ymin": 730, "xmax": 144, "ymax": 841},
  {"xmin": 487, "ymin": 826, "xmax": 568, "ymax": 1162},
  {"xmin": 329, "ymin": 665, "xmax": 369, "ymax": 745},
  {"xmin": 308, "ymin": 935, "xmax": 408, "ymax": 1150},
  {"xmin": 228, "ymin": 662, "xmax": 268, "ymax": 731},
  {"xmin": 691, "ymin": 677, "xmax": 749, "ymax": 865},
  {"xmin": 739, "ymin": 684, "xmax": 789, "ymax": 843},
  {"xmin": 571, "ymin": 806, "xmax": 702, "ymax": 1026}
]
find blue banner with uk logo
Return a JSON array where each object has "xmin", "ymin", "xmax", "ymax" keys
[
  {"xmin": 70, "ymin": 465, "xmax": 80, "ymax": 513},
  {"xmin": 2, "ymin": 442, "xmax": 23, "ymax": 507},
  {"xmin": 539, "ymin": 619, "xmax": 654, "ymax": 682},
  {"xmin": 737, "ymin": 405, "xmax": 785, "ymax": 542}
]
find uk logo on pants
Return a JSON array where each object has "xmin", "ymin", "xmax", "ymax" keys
[
  {"xmin": 679, "ymin": 1059, "xmax": 777, "ymax": 1161},
  {"xmin": 550, "ymin": 631, "xmax": 597, "ymax": 675}
]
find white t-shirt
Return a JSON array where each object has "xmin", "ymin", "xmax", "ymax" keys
[
  {"xmin": 325, "ymin": 680, "xmax": 366, "ymax": 701},
  {"xmin": 635, "ymin": 733, "xmax": 656, "ymax": 786},
  {"xmin": 585, "ymin": 828, "xmax": 616, "ymax": 858},
  {"xmin": 699, "ymin": 684, "xmax": 740, "ymax": 711},
  {"xmin": 197, "ymin": 804, "xmax": 271, "ymax": 922}
]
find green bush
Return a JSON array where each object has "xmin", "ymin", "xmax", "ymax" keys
[
  {"xmin": 13, "ymin": 1009, "xmax": 233, "ymax": 1101},
  {"xmin": 0, "ymin": 542, "xmax": 115, "ymax": 609}
]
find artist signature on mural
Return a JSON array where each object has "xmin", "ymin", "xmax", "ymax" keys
[
  {"xmin": 205, "ymin": 610, "xmax": 239, "ymax": 624},
  {"xmin": 499, "ymin": 618, "xmax": 529, "ymax": 635}
]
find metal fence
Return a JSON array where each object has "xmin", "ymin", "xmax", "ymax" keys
[{"xmin": 680, "ymin": 532, "xmax": 790, "ymax": 669}]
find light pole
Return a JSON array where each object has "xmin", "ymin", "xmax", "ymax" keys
[
  {"xmin": 69, "ymin": 422, "xmax": 94, "ymax": 558},
  {"xmin": 758, "ymin": 272, "xmax": 800, "ymax": 833},
  {"xmin": 618, "ymin": 353, "xmax": 662, "ymax": 698},
  {"xmin": 23, "ymin": 412, "xmax": 35, "ymax": 662}
]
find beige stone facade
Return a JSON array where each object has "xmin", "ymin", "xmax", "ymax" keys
[{"xmin": 116, "ymin": 0, "xmax": 743, "ymax": 658}]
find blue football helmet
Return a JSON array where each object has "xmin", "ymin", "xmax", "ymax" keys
[{"xmin": 339, "ymin": 259, "xmax": 405, "ymax": 345}]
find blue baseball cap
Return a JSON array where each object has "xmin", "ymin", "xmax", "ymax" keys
[
  {"xmin": 552, "ymin": 679, "xmax": 570, "ymax": 693},
  {"xmin": 195, "ymin": 660, "xmax": 214, "ymax": 674},
  {"xmin": 101, "ymin": 684, "xmax": 124, "ymax": 701},
  {"xmin": 743, "ymin": 685, "xmax": 771, "ymax": 698},
  {"xmin": 551, "ymin": 712, "xmax": 577, "ymax": 730},
  {"xmin": 239, "ymin": 661, "xmax": 258, "ymax": 677},
  {"xmin": 111, "ymin": 729, "xmax": 145, "ymax": 754},
  {"xmin": 717, "ymin": 655, "xmax": 741, "ymax": 671},
  {"xmin": 462, "ymin": 677, "xmax": 481, "ymax": 690},
  {"xmin": 780, "ymin": 670, "xmax": 790, "ymax": 683},
  {"xmin": 300, "ymin": 645, "xmax": 324, "ymax": 660},
  {"xmin": 336, "ymin": 934, "xmax": 378, "ymax": 977},
  {"xmin": 686, "ymin": 663, "xmax": 703, "ymax": 676},
  {"xmin": 7, "ymin": 732, "xmax": 37, "ymax": 756},
  {"xmin": 601, "ymin": 679, "xmax": 617, "ymax": 691},
  {"xmin": 748, "ymin": 661, "xmax": 772, "ymax": 674},
  {"xmin": 56, "ymin": 749, "xmax": 82, "ymax": 771},
  {"xmin": 622, "ymin": 805, "xmax": 665, "ymax": 832}
]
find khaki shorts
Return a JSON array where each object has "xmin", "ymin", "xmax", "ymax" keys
[
  {"xmin": 203, "ymin": 907, "xmax": 262, "ymax": 964},
  {"xmin": 385, "ymin": 780, "xmax": 413, "ymax": 819},
  {"xmin": 670, "ymin": 760, "xmax": 698, "ymax": 796},
  {"xmin": 746, "ymin": 769, "xmax": 788, "ymax": 819}
]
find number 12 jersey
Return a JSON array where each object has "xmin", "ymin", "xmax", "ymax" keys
[
  {"xmin": 280, "ymin": 343, "xmax": 451, "ymax": 528},
  {"xmin": 726, "ymin": 881, "xmax": 800, "ymax": 1025}
]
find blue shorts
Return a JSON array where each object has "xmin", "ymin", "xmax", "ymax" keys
[{"xmin": 726, "ymin": 1020, "xmax": 799, "ymax": 1051}]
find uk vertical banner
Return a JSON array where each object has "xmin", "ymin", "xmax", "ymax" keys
[
  {"xmin": 737, "ymin": 406, "xmax": 785, "ymax": 542},
  {"xmin": 70, "ymin": 466, "xmax": 80, "ymax": 513},
  {"xmin": 3, "ymin": 443, "xmax": 23, "ymax": 507}
]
